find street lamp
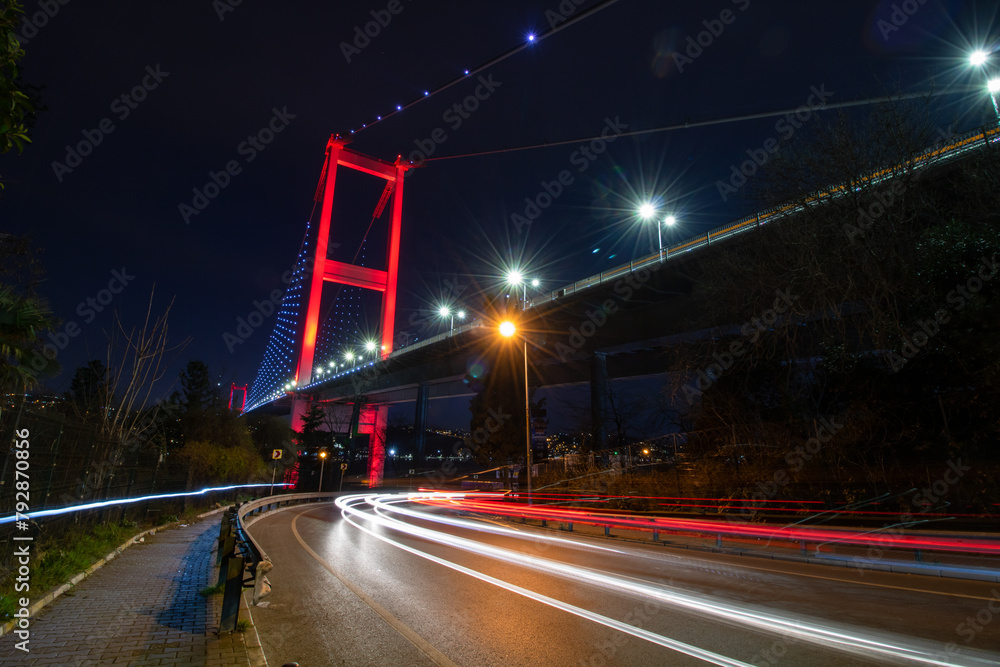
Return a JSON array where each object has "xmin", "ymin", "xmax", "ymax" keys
[
  {"xmin": 345, "ymin": 351, "xmax": 355, "ymax": 367},
  {"xmin": 639, "ymin": 203, "xmax": 677, "ymax": 262},
  {"xmin": 318, "ymin": 449, "xmax": 328, "ymax": 493},
  {"xmin": 506, "ymin": 271, "xmax": 528, "ymax": 309},
  {"xmin": 499, "ymin": 320, "xmax": 532, "ymax": 501},
  {"xmin": 439, "ymin": 306, "xmax": 465, "ymax": 330},
  {"xmin": 970, "ymin": 49, "xmax": 1000, "ymax": 121}
]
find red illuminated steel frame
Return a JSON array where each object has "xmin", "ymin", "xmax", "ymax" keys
[
  {"xmin": 293, "ymin": 137, "xmax": 409, "ymax": 489},
  {"xmin": 229, "ymin": 384, "xmax": 247, "ymax": 412},
  {"xmin": 295, "ymin": 136, "xmax": 409, "ymax": 386}
]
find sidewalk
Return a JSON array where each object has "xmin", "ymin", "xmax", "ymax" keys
[{"xmin": 0, "ymin": 515, "xmax": 257, "ymax": 667}]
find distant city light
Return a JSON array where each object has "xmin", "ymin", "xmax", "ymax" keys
[{"xmin": 527, "ymin": 33, "xmax": 536, "ymax": 42}]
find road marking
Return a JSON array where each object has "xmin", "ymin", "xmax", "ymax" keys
[{"xmin": 290, "ymin": 507, "xmax": 461, "ymax": 667}]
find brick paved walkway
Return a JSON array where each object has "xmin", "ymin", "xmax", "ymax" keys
[{"xmin": 0, "ymin": 516, "xmax": 254, "ymax": 666}]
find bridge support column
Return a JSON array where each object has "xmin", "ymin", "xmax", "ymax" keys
[
  {"xmin": 414, "ymin": 384, "xmax": 429, "ymax": 464},
  {"xmin": 361, "ymin": 405, "xmax": 388, "ymax": 488},
  {"xmin": 591, "ymin": 353, "xmax": 611, "ymax": 450}
]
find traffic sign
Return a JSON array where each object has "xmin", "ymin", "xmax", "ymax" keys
[
  {"xmin": 272, "ymin": 449, "xmax": 282, "ymax": 460},
  {"xmin": 340, "ymin": 463, "xmax": 348, "ymax": 471}
]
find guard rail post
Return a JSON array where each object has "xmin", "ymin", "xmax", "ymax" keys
[{"xmin": 219, "ymin": 554, "xmax": 245, "ymax": 633}]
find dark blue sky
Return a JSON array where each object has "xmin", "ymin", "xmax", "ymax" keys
[{"xmin": 2, "ymin": 0, "xmax": 997, "ymax": 410}]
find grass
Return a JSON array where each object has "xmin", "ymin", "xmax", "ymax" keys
[
  {"xmin": 0, "ymin": 496, "xmax": 231, "ymax": 624},
  {"xmin": 235, "ymin": 619, "xmax": 252, "ymax": 633},
  {"xmin": 199, "ymin": 583, "xmax": 225, "ymax": 596}
]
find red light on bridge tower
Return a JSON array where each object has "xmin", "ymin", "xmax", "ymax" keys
[
  {"xmin": 229, "ymin": 384, "xmax": 247, "ymax": 413},
  {"xmin": 293, "ymin": 136, "xmax": 410, "ymax": 488}
]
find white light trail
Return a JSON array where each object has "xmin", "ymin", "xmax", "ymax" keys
[
  {"xmin": 338, "ymin": 493, "xmax": 996, "ymax": 667},
  {"xmin": 0, "ymin": 483, "xmax": 292, "ymax": 525}
]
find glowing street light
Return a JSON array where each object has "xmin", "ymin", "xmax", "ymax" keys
[
  {"xmin": 345, "ymin": 351, "xmax": 355, "ymax": 367},
  {"xmin": 439, "ymin": 306, "xmax": 464, "ymax": 330},
  {"xmin": 970, "ymin": 49, "xmax": 1000, "ymax": 121},
  {"xmin": 639, "ymin": 203, "xmax": 677, "ymax": 262},
  {"xmin": 318, "ymin": 449, "xmax": 328, "ymax": 493},
  {"xmin": 506, "ymin": 271, "xmax": 529, "ymax": 309},
  {"xmin": 498, "ymin": 320, "xmax": 532, "ymax": 501}
]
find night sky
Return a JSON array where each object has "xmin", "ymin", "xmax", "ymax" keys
[{"xmin": 2, "ymin": 0, "xmax": 997, "ymax": 417}]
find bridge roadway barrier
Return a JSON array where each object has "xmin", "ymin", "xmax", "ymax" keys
[
  {"xmin": 216, "ymin": 492, "xmax": 337, "ymax": 631},
  {"xmin": 455, "ymin": 497, "xmax": 1000, "ymax": 583}
]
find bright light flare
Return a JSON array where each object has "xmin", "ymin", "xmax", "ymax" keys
[
  {"xmin": 499, "ymin": 321, "xmax": 516, "ymax": 337},
  {"xmin": 506, "ymin": 270, "xmax": 523, "ymax": 286},
  {"xmin": 988, "ymin": 78, "xmax": 1000, "ymax": 94},
  {"xmin": 438, "ymin": 306, "xmax": 450, "ymax": 317},
  {"xmin": 664, "ymin": 215, "xmax": 677, "ymax": 226},
  {"xmin": 365, "ymin": 340, "xmax": 377, "ymax": 352},
  {"xmin": 638, "ymin": 202, "xmax": 656, "ymax": 219},
  {"xmin": 970, "ymin": 50, "xmax": 989, "ymax": 66}
]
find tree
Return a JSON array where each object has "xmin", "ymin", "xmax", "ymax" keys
[
  {"xmin": 0, "ymin": 2, "xmax": 32, "ymax": 159},
  {"xmin": 179, "ymin": 360, "xmax": 217, "ymax": 412},
  {"xmin": 0, "ymin": 285, "xmax": 59, "ymax": 393},
  {"xmin": 65, "ymin": 359, "xmax": 109, "ymax": 419}
]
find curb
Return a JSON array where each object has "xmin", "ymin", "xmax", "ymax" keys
[{"xmin": 0, "ymin": 507, "xmax": 229, "ymax": 639}]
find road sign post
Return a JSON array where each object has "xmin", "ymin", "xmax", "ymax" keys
[
  {"xmin": 339, "ymin": 462, "xmax": 348, "ymax": 492},
  {"xmin": 270, "ymin": 449, "xmax": 282, "ymax": 495}
]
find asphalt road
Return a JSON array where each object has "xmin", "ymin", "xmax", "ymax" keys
[{"xmin": 245, "ymin": 494, "xmax": 1000, "ymax": 667}]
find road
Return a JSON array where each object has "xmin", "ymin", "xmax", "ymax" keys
[{"xmin": 245, "ymin": 493, "xmax": 1000, "ymax": 666}]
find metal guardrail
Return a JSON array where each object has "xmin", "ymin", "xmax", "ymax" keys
[
  {"xmin": 214, "ymin": 492, "xmax": 336, "ymax": 631},
  {"xmin": 468, "ymin": 498, "xmax": 1000, "ymax": 582}
]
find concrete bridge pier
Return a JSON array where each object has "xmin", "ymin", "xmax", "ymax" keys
[
  {"xmin": 414, "ymin": 384, "xmax": 429, "ymax": 465},
  {"xmin": 590, "ymin": 352, "xmax": 611, "ymax": 450},
  {"xmin": 360, "ymin": 405, "xmax": 388, "ymax": 488}
]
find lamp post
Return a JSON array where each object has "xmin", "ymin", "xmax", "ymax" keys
[
  {"xmin": 970, "ymin": 50, "xmax": 1000, "ymax": 122},
  {"xmin": 318, "ymin": 449, "xmax": 327, "ymax": 492},
  {"xmin": 499, "ymin": 320, "xmax": 531, "ymax": 502},
  {"xmin": 507, "ymin": 271, "xmax": 527, "ymax": 309},
  {"xmin": 639, "ymin": 203, "xmax": 677, "ymax": 262}
]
